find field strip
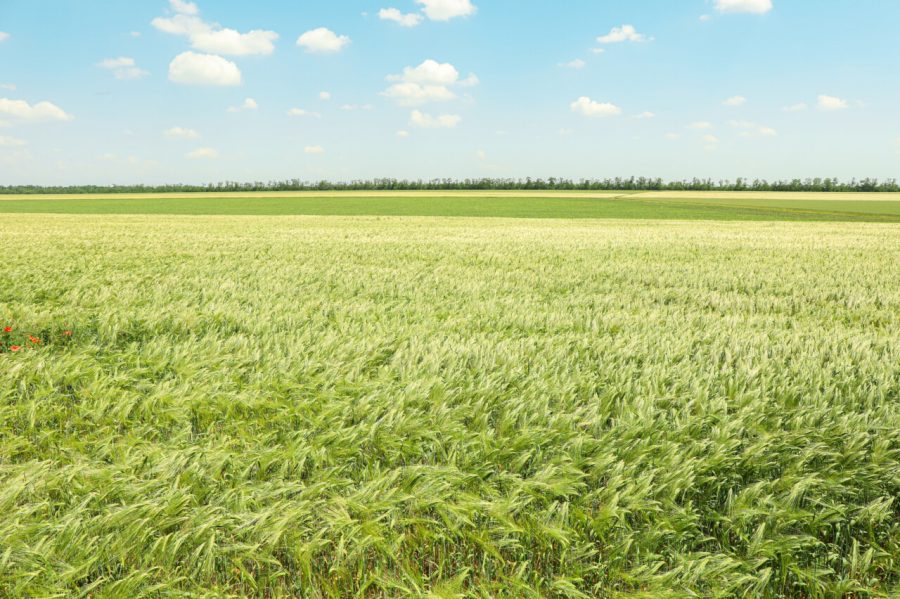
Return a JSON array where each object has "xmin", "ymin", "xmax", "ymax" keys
[
  {"xmin": 627, "ymin": 196, "xmax": 900, "ymax": 221},
  {"xmin": 0, "ymin": 190, "xmax": 638, "ymax": 201},
  {"xmin": 633, "ymin": 190, "xmax": 900, "ymax": 201}
]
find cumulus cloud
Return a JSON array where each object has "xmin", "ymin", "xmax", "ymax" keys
[
  {"xmin": 0, "ymin": 98, "xmax": 73, "ymax": 122},
  {"xmin": 227, "ymin": 98, "xmax": 257, "ymax": 112},
  {"xmin": 98, "ymin": 57, "xmax": 149, "ymax": 80},
  {"xmin": 636, "ymin": 111, "xmax": 655, "ymax": 119},
  {"xmin": 164, "ymin": 126, "xmax": 200, "ymax": 139},
  {"xmin": 410, "ymin": 110, "xmax": 461, "ymax": 128},
  {"xmin": 384, "ymin": 83, "xmax": 456, "ymax": 104},
  {"xmin": 783, "ymin": 102, "xmax": 808, "ymax": 112},
  {"xmin": 703, "ymin": 134, "xmax": 719, "ymax": 143},
  {"xmin": 570, "ymin": 96, "xmax": 621, "ymax": 118},
  {"xmin": 287, "ymin": 107, "xmax": 321, "ymax": 118},
  {"xmin": 818, "ymin": 94, "xmax": 848, "ymax": 110},
  {"xmin": 392, "ymin": 59, "xmax": 461, "ymax": 84},
  {"xmin": 379, "ymin": 8, "xmax": 424, "ymax": 27},
  {"xmin": 170, "ymin": 0, "xmax": 199, "ymax": 15},
  {"xmin": 416, "ymin": 0, "xmax": 477, "ymax": 21},
  {"xmin": 723, "ymin": 95, "xmax": 746, "ymax": 107},
  {"xmin": 688, "ymin": 121, "xmax": 713, "ymax": 129},
  {"xmin": 0, "ymin": 32, "xmax": 9, "ymax": 43},
  {"xmin": 597, "ymin": 25, "xmax": 650, "ymax": 44},
  {"xmin": 729, "ymin": 120, "xmax": 777, "ymax": 137},
  {"xmin": 0, "ymin": 84, "xmax": 16, "ymax": 91},
  {"xmin": 383, "ymin": 59, "xmax": 477, "ymax": 106},
  {"xmin": 297, "ymin": 28, "xmax": 350, "ymax": 53},
  {"xmin": 186, "ymin": 147, "xmax": 218, "ymax": 159},
  {"xmin": 168, "ymin": 51, "xmax": 241, "ymax": 86},
  {"xmin": 396, "ymin": 130, "xmax": 410, "ymax": 138},
  {"xmin": 664, "ymin": 132, "xmax": 681, "ymax": 140},
  {"xmin": 714, "ymin": 0, "xmax": 773, "ymax": 14},
  {"xmin": 559, "ymin": 59, "xmax": 586, "ymax": 69},
  {"xmin": 0, "ymin": 135, "xmax": 26, "ymax": 146},
  {"xmin": 304, "ymin": 145, "xmax": 325, "ymax": 154},
  {"xmin": 319, "ymin": 91, "xmax": 331, "ymax": 100},
  {"xmin": 152, "ymin": 2, "xmax": 278, "ymax": 56}
]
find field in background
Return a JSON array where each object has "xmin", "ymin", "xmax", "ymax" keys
[
  {"xmin": 1, "ymin": 212, "xmax": 898, "ymax": 596},
  {"xmin": 0, "ymin": 190, "xmax": 899, "ymax": 222}
]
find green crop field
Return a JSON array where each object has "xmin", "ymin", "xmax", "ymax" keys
[
  {"xmin": 1, "ymin": 190, "xmax": 899, "ymax": 222},
  {"xmin": 1, "ymin": 198, "xmax": 899, "ymax": 597}
]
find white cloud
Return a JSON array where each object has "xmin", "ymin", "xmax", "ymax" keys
[
  {"xmin": 396, "ymin": 130, "xmax": 410, "ymax": 138},
  {"xmin": 227, "ymin": 97, "xmax": 258, "ymax": 112},
  {"xmin": 0, "ymin": 84, "xmax": 16, "ymax": 91},
  {"xmin": 287, "ymin": 107, "xmax": 321, "ymax": 118},
  {"xmin": 319, "ymin": 91, "xmax": 331, "ymax": 100},
  {"xmin": 714, "ymin": 0, "xmax": 773, "ymax": 14},
  {"xmin": 699, "ymin": 14, "xmax": 712, "ymax": 22},
  {"xmin": 416, "ymin": 0, "xmax": 477, "ymax": 21},
  {"xmin": 410, "ymin": 110, "xmax": 461, "ymax": 128},
  {"xmin": 818, "ymin": 94, "xmax": 849, "ymax": 111},
  {"xmin": 723, "ymin": 95, "xmax": 746, "ymax": 107},
  {"xmin": 383, "ymin": 59, "xmax": 476, "ymax": 106},
  {"xmin": 168, "ymin": 51, "xmax": 241, "ymax": 86},
  {"xmin": 597, "ymin": 25, "xmax": 649, "ymax": 44},
  {"xmin": 0, "ymin": 135, "xmax": 26, "ymax": 146},
  {"xmin": 560, "ymin": 59, "xmax": 586, "ymax": 69},
  {"xmin": 590, "ymin": 48, "xmax": 605, "ymax": 55},
  {"xmin": 0, "ymin": 98, "xmax": 73, "ymax": 122},
  {"xmin": 460, "ymin": 74, "xmax": 479, "ymax": 86},
  {"xmin": 688, "ymin": 121, "xmax": 713, "ymax": 129},
  {"xmin": 783, "ymin": 102, "xmax": 808, "ymax": 112},
  {"xmin": 97, "ymin": 56, "xmax": 149, "ymax": 80},
  {"xmin": 297, "ymin": 28, "xmax": 350, "ymax": 53},
  {"xmin": 170, "ymin": 0, "xmax": 199, "ymax": 15},
  {"xmin": 192, "ymin": 29, "xmax": 278, "ymax": 56},
  {"xmin": 476, "ymin": 149, "xmax": 486, "ymax": 160},
  {"xmin": 636, "ymin": 111, "xmax": 655, "ymax": 119},
  {"xmin": 130, "ymin": 31, "xmax": 142, "ymax": 38},
  {"xmin": 164, "ymin": 126, "xmax": 200, "ymax": 139},
  {"xmin": 384, "ymin": 83, "xmax": 456, "ymax": 105},
  {"xmin": 570, "ymin": 96, "xmax": 621, "ymax": 118},
  {"xmin": 392, "ymin": 59, "xmax": 461, "ymax": 84},
  {"xmin": 664, "ymin": 132, "xmax": 680, "ymax": 140},
  {"xmin": 304, "ymin": 145, "xmax": 325, "ymax": 154},
  {"xmin": 0, "ymin": 32, "xmax": 9, "ymax": 43},
  {"xmin": 151, "ymin": 14, "xmax": 208, "ymax": 37},
  {"xmin": 703, "ymin": 134, "xmax": 719, "ymax": 143},
  {"xmin": 186, "ymin": 147, "xmax": 218, "ymax": 159},
  {"xmin": 729, "ymin": 120, "xmax": 776, "ymax": 137},
  {"xmin": 379, "ymin": 8, "xmax": 424, "ymax": 27},
  {"xmin": 152, "ymin": 3, "xmax": 277, "ymax": 56}
]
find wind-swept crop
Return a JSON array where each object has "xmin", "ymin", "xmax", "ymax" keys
[{"xmin": 1, "ymin": 214, "xmax": 898, "ymax": 597}]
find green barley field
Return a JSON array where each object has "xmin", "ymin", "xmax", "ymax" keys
[{"xmin": 1, "ymin": 192, "xmax": 898, "ymax": 597}]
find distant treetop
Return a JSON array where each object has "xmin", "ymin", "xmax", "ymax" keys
[{"xmin": 2, "ymin": 177, "xmax": 898, "ymax": 194}]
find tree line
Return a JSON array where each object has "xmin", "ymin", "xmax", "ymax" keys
[{"xmin": 2, "ymin": 177, "xmax": 899, "ymax": 194}]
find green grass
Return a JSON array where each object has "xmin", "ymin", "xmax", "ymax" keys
[
  {"xmin": 1, "ymin": 214, "xmax": 898, "ymax": 597},
  {"xmin": 1, "ymin": 192, "xmax": 899, "ymax": 222}
]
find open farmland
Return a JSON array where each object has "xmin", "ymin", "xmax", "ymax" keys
[
  {"xmin": 0, "ymin": 190, "xmax": 899, "ymax": 222},
  {"xmin": 1, "ymin": 201, "xmax": 899, "ymax": 596}
]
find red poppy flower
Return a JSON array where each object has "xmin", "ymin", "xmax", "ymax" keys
[
  {"xmin": 3, "ymin": 327, "xmax": 11, "ymax": 333},
  {"xmin": 9, "ymin": 345, "xmax": 21, "ymax": 352},
  {"xmin": 28, "ymin": 336, "xmax": 41, "ymax": 344}
]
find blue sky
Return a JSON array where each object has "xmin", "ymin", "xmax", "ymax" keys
[{"xmin": 1, "ymin": 0, "xmax": 899, "ymax": 185}]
